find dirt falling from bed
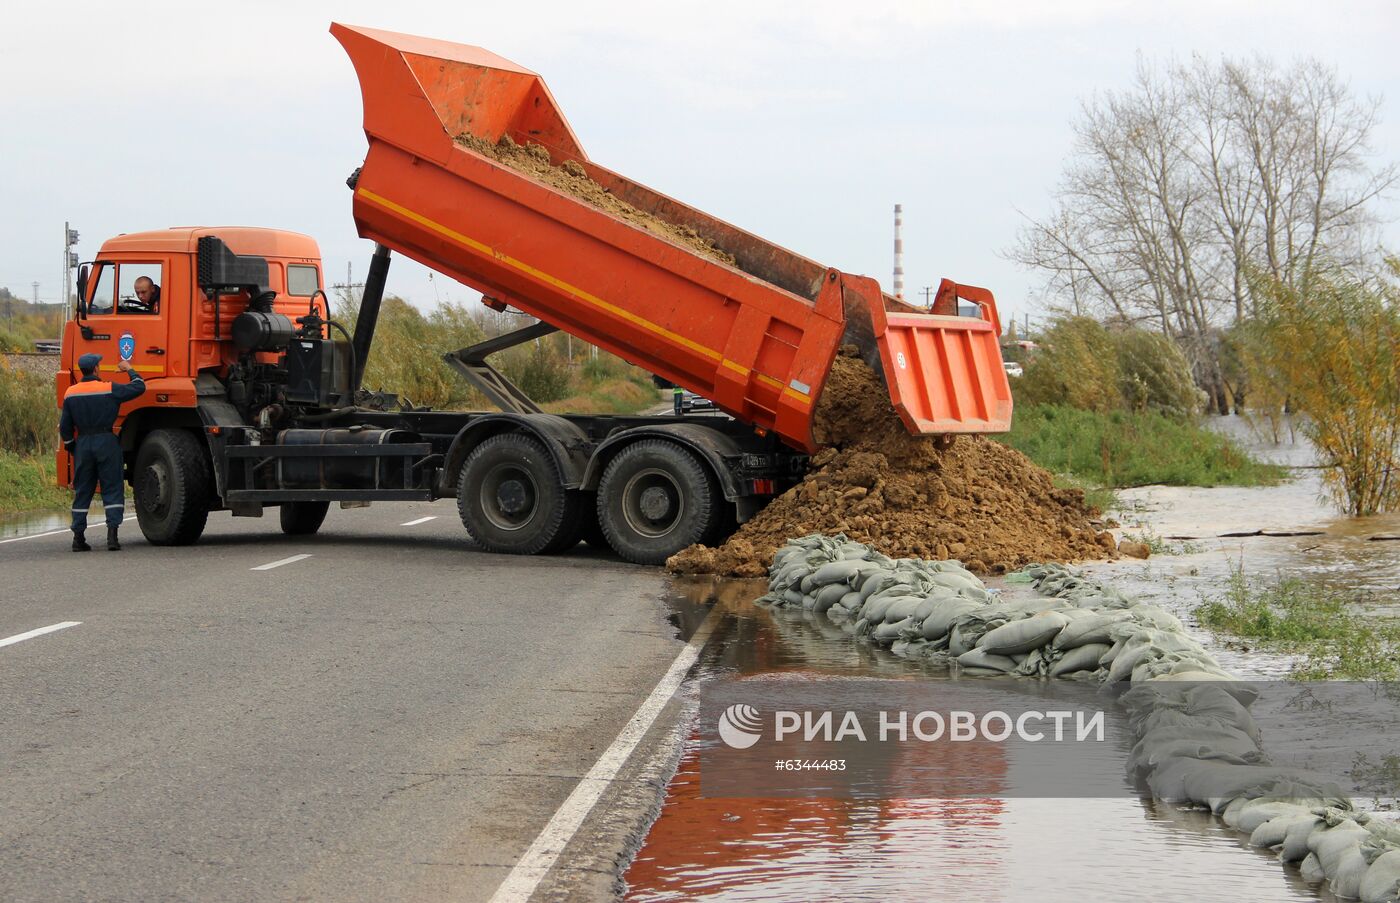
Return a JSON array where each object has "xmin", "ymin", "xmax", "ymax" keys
[{"xmin": 666, "ymin": 351, "xmax": 1118, "ymax": 578}]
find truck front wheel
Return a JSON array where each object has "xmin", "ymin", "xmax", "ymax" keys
[
  {"xmin": 457, "ymin": 433, "xmax": 582, "ymax": 555},
  {"xmin": 134, "ymin": 429, "xmax": 212, "ymax": 546},
  {"xmin": 597, "ymin": 440, "xmax": 721, "ymax": 565}
]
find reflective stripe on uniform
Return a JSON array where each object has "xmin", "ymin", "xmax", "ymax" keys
[{"xmin": 64, "ymin": 381, "xmax": 113, "ymax": 399}]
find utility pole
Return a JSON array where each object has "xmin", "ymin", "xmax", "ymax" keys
[
  {"xmin": 892, "ymin": 204, "xmax": 904, "ymax": 300},
  {"xmin": 920, "ymin": 286, "xmax": 934, "ymax": 307},
  {"xmin": 64, "ymin": 222, "xmax": 79, "ymax": 310},
  {"xmin": 331, "ymin": 261, "xmax": 365, "ymax": 319}
]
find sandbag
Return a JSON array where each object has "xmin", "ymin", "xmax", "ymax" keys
[
  {"xmin": 811, "ymin": 582, "xmax": 849, "ymax": 612},
  {"xmin": 956, "ymin": 648, "xmax": 1018, "ymax": 673},
  {"xmin": 1281, "ymin": 815, "xmax": 1327, "ymax": 863},
  {"xmin": 978, "ymin": 611, "xmax": 1072, "ymax": 655},
  {"xmin": 1251, "ymin": 812, "xmax": 1321, "ymax": 849},
  {"xmin": 920, "ymin": 599, "xmax": 983, "ymax": 641},
  {"xmin": 1053, "ymin": 611, "xmax": 1133, "ymax": 649},
  {"xmin": 1361, "ymin": 849, "xmax": 1400, "ymax": 903},
  {"xmin": 809, "ymin": 560, "xmax": 866, "ymax": 587},
  {"xmin": 872, "ymin": 617, "xmax": 914, "ymax": 644},
  {"xmin": 1128, "ymin": 724, "xmax": 1260, "ymax": 774},
  {"xmin": 1316, "ymin": 823, "xmax": 1372, "ymax": 897},
  {"xmin": 862, "ymin": 591, "xmax": 921, "ymax": 625},
  {"xmin": 1230, "ymin": 797, "xmax": 1326, "ymax": 833},
  {"xmin": 882, "ymin": 596, "xmax": 928, "ymax": 624},
  {"xmin": 1049, "ymin": 643, "xmax": 1111, "ymax": 678}
]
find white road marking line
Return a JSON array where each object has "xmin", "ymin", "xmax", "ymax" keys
[
  {"xmin": 251, "ymin": 554, "xmax": 312, "ymax": 571},
  {"xmin": 486, "ymin": 606, "xmax": 721, "ymax": 903},
  {"xmin": 0, "ymin": 515, "xmax": 136, "ymax": 545},
  {"xmin": 400, "ymin": 516, "xmax": 437, "ymax": 527},
  {"xmin": 0, "ymin": 621, "xmax": 82, "ymax": 649}
]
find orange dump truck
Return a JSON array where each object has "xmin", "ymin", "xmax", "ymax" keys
[{"xmin": 56, "ymin": 24, "xmax": 1011, "ymax": 564}]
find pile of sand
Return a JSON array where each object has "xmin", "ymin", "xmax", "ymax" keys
[
  {"xmin": 456, "ymin": 135, "xmax": 736, "ymax": 266},
  {"xmin": 666, "ymin": 351, "xmax": 1118, "ymax": 578}
]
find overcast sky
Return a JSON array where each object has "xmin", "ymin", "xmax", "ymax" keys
[{"xmin": 3, "ymin": 0, "xmax": 1397, "ymax": 331}]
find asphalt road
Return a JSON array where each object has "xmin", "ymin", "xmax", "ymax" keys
[{"xmin": 0, "ymin": 500, "xmax": 700, "ymax": 902}]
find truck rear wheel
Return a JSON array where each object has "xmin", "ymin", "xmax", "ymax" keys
[
  {"xmin": 280, "ymin": 501, "xmax": 330, "ymax": 536},
  {"xmin": 457, "ymin": 433, "xmax": 582, "ymax": 555},
  {"xmin": 134, "ymin": 429, "xmax": 211, "ymax": 546},
  {"xmin": 597, "ymin": 439, "xmax": 721, "ymax": 565}
]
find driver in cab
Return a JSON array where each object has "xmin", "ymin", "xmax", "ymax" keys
[{"xmin": 131, "ymin": 276, "xmax": 160, "ymax": 313}]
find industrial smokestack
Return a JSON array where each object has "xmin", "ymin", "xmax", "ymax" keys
[{"xmin": 893, "ymin": 204, "xmax": 904, "ymax": 300}]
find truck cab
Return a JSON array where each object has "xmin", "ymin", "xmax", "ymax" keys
[{"xmin": 59, "ymin": 228, "xmax": 330, "ymax": 522}]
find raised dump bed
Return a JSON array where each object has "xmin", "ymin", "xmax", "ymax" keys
[{"xmin": 332, "ymin": 23, "xmax": 1011, "ymax": 453}]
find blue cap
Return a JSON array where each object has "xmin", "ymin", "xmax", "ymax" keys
[{"xmin": 78, "ymin": 353, "xmax": 102, "ymax": 373}]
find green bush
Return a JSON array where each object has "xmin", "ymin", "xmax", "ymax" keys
[
  {"xmin": 507, "ymin": 345, "xmax": 571, "ymax": 403},
  {"xmin": 1017, "ymin": 317, "xmax": 1122, "ymax": 412},
  {"xmin": 1114, "ymin": 329, "xmax": 1204, "ymax": 416},
  {"xmin": 345, "ymin": 297, "xmax": 489, "ymax": 409},
  {"xmin": 342, "ymin": 296, "xmax": 661, "ymax": 413},
  {"xmin": 0, "ymin": 364, "xmax": 57, "ymax": 455},
  {"xmin": 999, "ymin": 403, "xmax": 1286, "ymax": 488},
  {"xmin": 1018, "ymin": 317, "xmax": 1205, "ymax": 416}
]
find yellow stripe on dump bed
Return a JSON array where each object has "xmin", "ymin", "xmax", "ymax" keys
[{"xmin": 355, "ymin": 187, "xmax": 808, "ymax": 404}]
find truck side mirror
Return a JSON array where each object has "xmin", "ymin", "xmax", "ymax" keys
[{"xmin": 76, "ymin": 264, "xmax": 89, "ymax": 317}]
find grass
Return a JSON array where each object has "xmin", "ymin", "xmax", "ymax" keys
[
  {"xmin": 1049, "ymin": 472, "xmax": 1118, "ymax": 516},
  {"xmin": 999, "ymin": 403, "xmax": 1287, "ymax": 489},
  {"xmin": 0, "ymin": 451, "xmax": 69, "ymax": 513},
  {"xmin": 1, "ymin": 364, "xmax": 57, "ymax": 456},
  {"xmin": 541, "ymin": 376, "xmax": 662, "ymax": 415},
  {"xmin": 1194, "ymin": 564, "xmax": 1400, "ymax": 680},
  {"xmin": 1120, "ymin": 526, "xmax": 1204, "ymax": 556}
]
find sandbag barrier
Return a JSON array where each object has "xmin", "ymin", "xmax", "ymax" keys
[{"xmin": 754, "ymin": 533, "xmax": 1400, "ymax": 902}]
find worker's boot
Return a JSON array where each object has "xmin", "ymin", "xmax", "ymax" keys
[
  {"xmin": 71, "ymin": 530, "xmax": 91, "ymax": 552},
  {"xmin": 107, "ymin": 526, "xmax": 121, "ymax": 551}
]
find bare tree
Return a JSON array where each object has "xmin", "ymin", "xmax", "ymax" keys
[{"xmin": 1009, "ymin": 55, "xmax": 1396, "ymax": 413}]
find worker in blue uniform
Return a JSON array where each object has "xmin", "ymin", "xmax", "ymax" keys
[{"xmin": 60, "ymin": 353, "xmax": 145, "ymax": 551}]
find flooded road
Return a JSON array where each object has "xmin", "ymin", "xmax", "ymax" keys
[
  {"xmin": 625, "ymin": 420, "xmax": 1397, "ymax": 902},
  {"xmin": 625, "ymin": 580, "xmax": 1341, "ymax": 902}
]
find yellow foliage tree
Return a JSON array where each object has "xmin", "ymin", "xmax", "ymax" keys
[{"xmin": 1247, "ymin": 266, "xmax": 1400, "ymax": 515}]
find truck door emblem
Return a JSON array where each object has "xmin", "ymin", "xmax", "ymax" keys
[{"xmin": 119, "ymin": 332, "xmax": 136, "ymax": 361}]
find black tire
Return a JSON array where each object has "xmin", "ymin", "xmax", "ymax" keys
[
  {"xmin": 280, "ymin": 501, "xmax": 330, "ymax": 536},
  {"xmin": 597, "ymin": 439, "xmax": 721, "ymax": 565},
  {"xmin": 456, "ymin": 432, "xmax": 582, "ymax": 555},
  {"xmin": 706, "ymin": 497, "xmax": 739, "ymax": 547},
  {"xmin": 579, "ymin": 492, "xmax": 609, "ymax": 549},
  {"xmin": 134, "ymin": 428, "xmax": 212, "ymax": 546}
]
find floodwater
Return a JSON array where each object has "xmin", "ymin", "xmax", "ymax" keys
[
  {"xmin": 0, "ymin": 510, "xmax": 72, "ymax": 539},
  {"xmin": 1085, "ymin": 417, "xmax": 1400, "ymax": 676},
  {"xmin": 628, "ymin": 582, "xmax": 1340, "ymax": 902},
  {"xmin": 626, "ymin": 419, "xmax": 1397, "ymax": 902},
  {"xmin": 0, "ymin": 504, "xmax": 135, "ymax": 540}
]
